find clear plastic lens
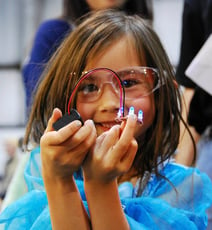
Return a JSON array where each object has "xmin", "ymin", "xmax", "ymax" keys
[
  {"xmin": 76, "ymin": 70, "xmax": 121, "ymax": 101},
  {"xmin": 76, "ymin": 67, "xmax": 160, "ymax": 102},
  {"xmin": 117, "ymin": 67, "xmax": 159, "ymax": 98}
]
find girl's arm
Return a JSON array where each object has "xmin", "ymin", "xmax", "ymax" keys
[
  {"xmin": 40, "ymin": 108, "xmax": 96, "ymax": 229},
  {"xmin": 85, "ymin": 180, "xmax": 129, "ymax": 230},
  {"xmin": 83, "ymin": 114, "xmax": 138, "ymax": 230},
  {"xmin": 44, "ymin": 176, "xmax": 90, "ymax": 230}
]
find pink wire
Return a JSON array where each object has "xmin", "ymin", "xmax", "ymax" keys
[{"xmin": 67, "ymin": 68, "xmax": 124, "ymax": 117}]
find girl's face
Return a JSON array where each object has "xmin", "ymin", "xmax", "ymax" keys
[
  {"xmin": 76, "ymin": 38, "xmax": 155, "ymax": 139},
  {"xmin": 86, "ymin": 0, "xmax": 127, "ymax": 10}
]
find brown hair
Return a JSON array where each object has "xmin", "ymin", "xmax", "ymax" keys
[{"xmin": 24, "ymin": 10, "xmax": 194, "ymax": 177}]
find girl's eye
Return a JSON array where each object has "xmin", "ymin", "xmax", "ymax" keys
[
  {"xmin": 79, "ymin": 84, "xmax": 99, "ymax": 94},
  {"xmin": 122, "ymin": 78, "xmax": 140, "ymax": 88}
]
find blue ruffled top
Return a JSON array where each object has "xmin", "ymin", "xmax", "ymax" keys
[{"xmin": 0, "ymin": 147, "xmax": 212, "ymax": 229}]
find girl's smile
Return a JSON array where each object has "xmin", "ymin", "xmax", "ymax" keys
[{"xmin": 95, "ymin": 121, "xmax": 121, "ymax": 132}]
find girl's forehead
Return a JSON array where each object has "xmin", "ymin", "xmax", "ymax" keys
[{"xmin": 85, "ymin": 37, "xmax": 146, "ymax": 71}]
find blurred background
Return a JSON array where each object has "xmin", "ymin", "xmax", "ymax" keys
[
  {"xmin": 0, "ymin": 0, "xmax": 63, "ymax": 174},
  {"xmin": 0, "ymin": 0, "xmax": 184, "ymax": 196},
  {"xmin": 0, "ymin": 0, "xmax": 183, "ymax": 127}
]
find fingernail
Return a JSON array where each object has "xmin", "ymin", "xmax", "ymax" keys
[
  {"xmin": 85, "ymin": 119, "xmax": 94, "ymax": 126},
  {"xmin": 111, "ymin": 124, "xmax": 121, "ymax": 133},
  {"xmin": 75, "ymin": 120, "xmax": 82, "ymax": 127}
]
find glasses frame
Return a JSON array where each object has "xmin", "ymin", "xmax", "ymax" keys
[
  {"xmin": 67, "ymin": 66, "xmax": 163, "ymax": 117},
  {"xmin": 116, "ymin": 66, "xmax": 162, "ymax": 99},
  {"xmin": 67, "ymin": 67, "xmax": 125, "ymax": 117}
]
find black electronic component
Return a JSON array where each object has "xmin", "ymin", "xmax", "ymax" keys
[{"xmin": 53, "ymin": 109, "xmax": 84, "ymax": 131}]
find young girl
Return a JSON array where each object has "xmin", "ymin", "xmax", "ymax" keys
[{"xmin": 0, "ymin": 10, "xmax": 212, "ymax": 229}]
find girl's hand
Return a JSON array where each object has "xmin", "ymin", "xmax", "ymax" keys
[
  {"xmin": 40, "ymin": 108, "xmax": 97, "ymax": 183},
  {"xmin": 83, "ymin": 114, "xmax": 138, "ymax": 184}
]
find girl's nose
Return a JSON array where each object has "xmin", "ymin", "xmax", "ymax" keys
[{"xmin": 98, "ymin": 84, "xmax": 121, "ymax": 113}]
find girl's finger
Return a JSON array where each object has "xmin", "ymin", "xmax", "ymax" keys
[
  {"xmin": 43, "ymin": 109, "xmax": 83, "ymax": 145},
  {"xmin": 100, "ymin": 125, "xmax": 121, "ymax": 152},
  {"xmin": 115, "ymin": 114, "xmax": 137, "ymax": 154},
  {"xmin": 45, "ymin": 108, "xmax": 62, "ymax": 133},
  {"xmin": 119, "ymin": 139, "xmax": 138, "ymax": 171},
  {"xmin": 65, "ymin": 120, "xmax": 96, "ymax": 151},
  {"xmin": 45, "ymin": 120, "xmax": 82, "ymax": 145}
]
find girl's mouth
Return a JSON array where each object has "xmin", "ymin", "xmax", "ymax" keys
[{"xmin": 95, "ymin": 121, "xmax": 120, "ymax": 132}]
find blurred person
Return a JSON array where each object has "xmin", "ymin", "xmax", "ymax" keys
[
  {"xmin": 0, "ymin": 139, "xmax": 20, "ymax": 200},
  {"xmin": 175, "ymin": 0, "xmax": 212, "ymax": 228}
]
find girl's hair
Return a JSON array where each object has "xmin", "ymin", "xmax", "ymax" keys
[
  {"xmin": 62, "ymin": 0, "xmax": 153, "ymax": 23},
  {"xmin": 25, "ymin": 10, "xmax": 194, "ymax": 177}
]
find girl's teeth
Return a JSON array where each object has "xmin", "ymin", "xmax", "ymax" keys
[{"xmin": 102, "ymin": 123, "xmax": 114, "ymax": 128}]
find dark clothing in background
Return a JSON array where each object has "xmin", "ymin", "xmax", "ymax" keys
[
  {"xmin": 188, "ymin": 88, "xmax": 212, "ymax": 135},
  {"xmin": 176, "ymin": 0, "xmax": 212, "ymax": 135},
  {"xmin": 22, "ymin": 19, "xmax": 72, "ymax": 114}
]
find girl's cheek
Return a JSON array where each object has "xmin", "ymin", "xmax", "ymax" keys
[
  {"xmin": 76, "ymin": 103, "xmax": 94, "ymax": 121},
  {"xmin": 126, "ymin": 97, "xmax": 155, "ymax": 137}
]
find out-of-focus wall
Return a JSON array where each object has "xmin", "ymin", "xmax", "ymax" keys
[
  {"xmin": 0, "ymin": 0, "xmax": 63, "ymax": 126},
  {"xmin": 0, "ymin": 0, "xmax": 63, "ymax": 66},
  {"xmin": 153, "ymin": 0, "xmax": 184, "ymax": 68}
]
